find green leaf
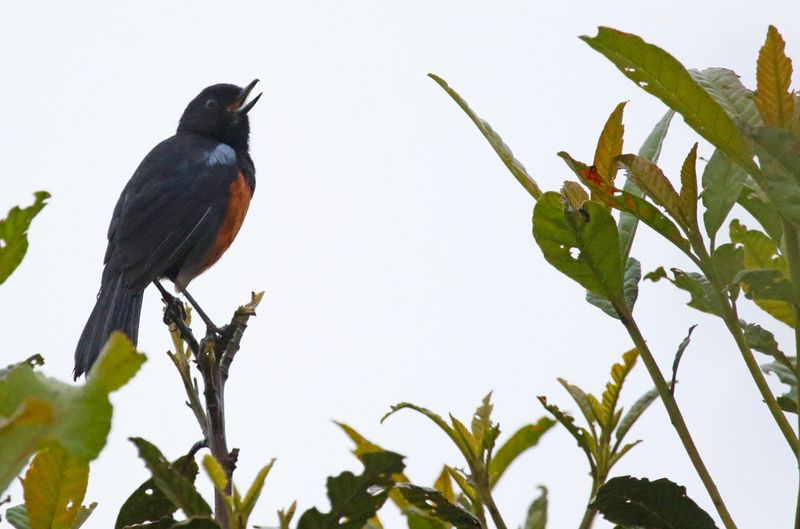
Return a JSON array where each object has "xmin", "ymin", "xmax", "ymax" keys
[
  {"xmin": 277, "ymin": 501, "xmax": 298, "ymax": 529},
  {"xmin": 70, "ymin": 502, "xmax": 96, "ymax": 529},
  {"xmin": 396, "ymin": 484, "xmax": 481, "ymax": 529},
  {"xmin": 587, "ymin": 257, "xmax": 641, "ymax": 318},
  {"xmin": 668, "ymin": 269, "xmax": 724, "ymax": 317},
  {"xmin": 428, "ymin": 74, "xmax": 541, "ymax": 199},
  {"xmin": 737, "ymin": 183, "xmax": 783, "ymax": 241},
  {"xmin": 561, "ymin": 181, "xmax": 589, "ymax": 210},
  {"xmin": 488, "ymin": 417, "xmax": 555, "ymax": 488},
  {"xmin": 592, "ymin": 476, "xmax": 719, "ymax": 529},
  {"xmin": 557, "ymin": 378, "xmax": 598, "ymax": 433},
  {"xmin": 115, "ymin": 455, "xmax": 199, "ymax": 529},
  {"xmin": 383, "ymin": 403, "xmax": 474, "ymax": 462},
  {"xmin": 737, "ymin": 269, "xmax": 795, "ymax": 302},
  {"xmin": 763, "ymin": 359, "xmax": 797, "ymax": 414},
  {"xmin": 170, "ymin": 518, "xmax": 221, "ymax": 529},
  {"xmin": 0, "ymin": 191, "xmax": 49, "ymax": 285},
  {"xmin": 616, "ymin": 155, "xmax": 684, "ymax": 226},
  {"xmin": 239, "ymin": 459, "xmax": 276, "ymax": 524},
  {"xmin": 470, "ymin": 392, "xmax": 499, "ymax": 455},
  {"xmin": 533, "ymin": 192, "xmax": 623, "ymax": 297},
  {"xmin": 619, "ymin": 110, "xmax": 674, "ymax": 262},
  {"xmin": 129, "ymin": 438, "xmax": 211, "ymax": 518},
  {"xmin": 296, "ymin": 451, "xmax": 405, "ymax": 529},
  {"xmin": 0, "ymin": 334, "xmax": 144, "ymax": 494},
  {"xmin": 581, "ymin": 27, "xmax": 755, "ymax": 174},
  {"xmin": 599, "ymin": 349, "xmax": 639, "ymax": 430},
  {"xmin": 523, "ymin": 486, "xmax": 547, "ymax": 529},
  {"xmin": 742, "ymin": 322, "xmax": 787, "ymax": 361},
  {"xmin": 756, "ymin": 26, "xmax": 794, "ymax": 128},
  {"xmin": 712, "ymin": 243, "xmax": 744, "ymax": 297},
  {"xmin": 669, "ymin": 325, "xmax": 697, "ymax": 394},
  {"xmin": 615, "ymin": 388, "xmax": 658, "ymax": 443},
  {"xmin": 22, "ymin": 446, "xmax": 88, "ymax": 529},
  {"xmin": 594, "ymin": 102, "xmax": 627, "ymax": 185},
  {"xmin": 702, "ymin": 150, "xmax": 749, "ymax": 243},
  {"xmin": 537, "ymin": 397, "xmax": 594, "ymax": 467},
  {"xmin": 643, "ymin": 267, "xmax": 667, "ymax": 282},
  {"xmin": 749, "ymin": 127, "xmax": 800, "ymax": 227},
  {"xmin": 689, "ymin": 68, "xmax": 762, "ymax": 128},
  {"xmin": 6, "ymin": 505, "xmax": 31, "ymax": 529},
  {"xmin": 86, "ymin": 333, "xmax": 148, "ymax": 393},
  {"xmin": 679, "ymin": 143, "xmax": 699, "ymax": 230}
]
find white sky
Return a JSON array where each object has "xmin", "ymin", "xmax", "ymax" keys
[{"xmin": 3, "ymin": 1, "xmax": 800, "ymax": 528}]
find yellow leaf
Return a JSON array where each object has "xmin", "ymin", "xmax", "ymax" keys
[
  {"xmin": 201, "ymin": 453, "xmax": 228, "ymax": 494},
  {"xmin": 23, "ymin": 446, "xmax": 89, "ymax": 529},
  {"xmin": 679, "ymin": 144, "xmax": 699, "ymax": 227},
  {"xmin": 756, "ymin": 25, "xmax": 794, "ymax": 127},
  {"xmin": 594, "ymin": 102, "xmax": 627, "ymax": 185}
]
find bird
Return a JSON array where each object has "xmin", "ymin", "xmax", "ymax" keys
[{"xmin": 73, "ymin": 80, "xmax": 262, "ymax": 379}]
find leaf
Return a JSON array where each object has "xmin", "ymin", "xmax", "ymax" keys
[
  {"xmin": 742, "ymin": 322, "xmax": 787, "ymax": 361},
  {"xmin": 523, "ymin": 486, "xmax": 547, "ymax": 529},
  {"xmin": 581, "ymin": 27, "xmax": 755, "ymax": 174},
  {"xmin": 296, "ymin": 451, "xmax": 405, "ymax": 529},
  {"xmin": 749, "ymin": 127, "xmax": 800, "ymax": 227},
  {"xmin": 616, "ymin": 154, "xmax": 684, "ymax": 226},
  {"xmin": 668, "ymin": 269, "xmax": 724, "ymax": 317},
  {"xmin": 0, "ymin": 334, "xmax": 144, "ymax": 494},
  {"xmin": 201, "ymin": 455, "xmax": 228, "ymax": 495},
  {"xmin": 669, "ymin": 325, "xmax": 697, "ymax": 395},
  {"xmin": 762, "ymin": 360, "xmax": 798, "ymax": 414},
  {"xmin": 599, "ymin": 349, "xmax": 639, "ymax": 430},
  {"xmin": 70, "ymin": 502, "xmax": 96, "ymax": 529},
  {"xmin": 737, "ymin": 183, "xmax": 783, "ymax": 241},
  {"xmin": 557, "ymin": 378, "xmax": 598, "ymax": 432},
  {"xmin": 561, "ymin": 181, "xmax": 589, "ymax": 210},
  {"xmin": 615, "ymin": 388, "xmax": 658, "ymax": 443},
  {"xmin": 470, "ymin": 392, "xmax": 499, "ymax": 455},
  {"xmin": 129, "ymin": 438, "xmax": 211, "ymax": 518},
  {"xmin": 619, "ymin": 110, "xmax": 674, "ymax": 262},
  {"xmin": 395, "ymin": 484, "xmax": 481, "ymax": 529},
  {"xmin": 23, "ymin": 446, "xmax": 88, "ymax": 529},
  {"xmin": 679, "ymin": 143, "xmax": 699, "ymax": 230},
  {"xmin": 644, "ymin": 267, "xmax": 667, "ymax": 282},
  {"xmin": 533, "ymin": 192, "xmax": 623, "ymax": 297},
  {"xmin": 689, "ymin": 68, "xmax": 762, "ymax": 128},
  {"xmin": 277, "ymin": 501, "xmax": 298, "ymax": 529},
  {"xmin": 6, "ymin": 505, "xmax": 31, "ymax": 529},
  {"xmin": 756, "ymin": 26, "xmax": 794, "ymax": 128},
  {"xmin": 383, "ymin": 403, "xmax": 474, "ymax": 462},
  {"xmin": 239, "ymin": 459, "xmax": 276, "ymax": 524},
  {"xmin": 0, "ymin": 191, "xmax": 49, "ymax": 285},
  {"xmin": 170, "ymin": 518, "xmax": 221, "ymax": 529},
  {"xmin": 536, "ymin": 397, "xmax": 594, "ymax": 466},
  {"xmin": 594, "ymin": 102, "xmax": 627, "ymax": 185},
  {"xmin": 86, "ymin": 333, "xmax": 148, "ymax": 393},
  {"xmin": 115, "ymin": 455, "xmax": 199, "ymax": 529},
  {"xmin": 587, "ymin": 257, "xmax": 641, "ymax": 319},
  {"xmin": 737, "ymin": 269, "xmax": 795, "ymax": 302},
  {"xmin": 591, "ymin": 476, "xmax": 719, "ymax": 529},
  {"xmin": 488, "ymin": 417, "xmax": 555, "ymax": 488},
  {"xmin": 712, "ymin": 244, "xmax": 744, "ymax": 295},
  {"xmin": 428, "ymin": 74, "xmax": 541, "ymax": 199},
  {"xmin": 702, "ymin": 150, "xmax": 749, "ymax": 242}
]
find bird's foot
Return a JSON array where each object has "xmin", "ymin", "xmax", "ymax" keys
[{"xmin": 162, "ymin": 292, "xmax": 187, "ymax": 325}]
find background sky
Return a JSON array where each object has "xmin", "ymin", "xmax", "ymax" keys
[{"xmin": 2, "ymin": 1, "xmax": 800, "ymax": 528}]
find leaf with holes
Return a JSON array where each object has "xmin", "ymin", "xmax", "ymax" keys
[
  {"xmin": 594, "ymin": 102, "xmax": 627, "ymax": 186},
  {"xmin": 581, "ymin": 27, "xmax": 755, "ymax": 174},
  {"xmin": 395, "ymin": 484, "xmax": 481, "ymax": 529},
  {"xmin": 756, "ymin": 26, "xmax": 794, "ymax": 128},
  {"xmin": 428, "ymin": 74, "xmax": 541, "ymax": 199},
  {"xmin": 591, "ymin": 476, "xmax": 719, "ymax": 529},
  {"xmin": 22, "ymin": 445, "xmax": 88, "ymax": 529},
  {"xmin": 296, "ymin": 451, "xmax": 405, "ymax": 529},
  {"xmin": 0, "ymin": 191, "xmax": 49, "ymax": 285},
  {"xmin": 488, "ymin": 417, "xmax": 555, "ymax": 488},
  {"xmin": 533, "ymin": 192, "xmax": 623, "ymax": 298},
  {"xmin": 587, "ymin": 257, "xmax": 641, "ymax": 319}
]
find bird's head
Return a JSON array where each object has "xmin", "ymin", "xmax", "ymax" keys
[{"xmin": 177, "ymin": 80, "xmax": 261, "ymax": 151}]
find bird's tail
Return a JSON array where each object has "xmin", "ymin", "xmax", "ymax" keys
[{"xmin": 74, "ymin": 269, "xmax": 143, "ymax": 379}]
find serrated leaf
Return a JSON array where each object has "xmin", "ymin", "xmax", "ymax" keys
[
  {"xmin": 533, "ymin": 192, "xmax": 623, "ymax": 297},
  {"xmin": 643, "ymin": 267, "xmax": 667, "ymax": 282},
  {"xmin": 396, "ymin": 484, "xmax": 481, "ymax": 529},
  {"xmin": 689, "ymin": 68, "xmax": 763, "ymax": 128},
  {"xmin": 591, "ymin": 476, "xmax": 719, "ymax": 529},
  {"xmin": 23, "ymin": 445, "xmax": 88, "ymax": 529},
  {"xmin": 669, "ymin": 326, "xmax": 697, "ymax": 394},
  {"xmin": 537, "ymin": 397, "xmax": 594, "ymax": 467},
  {"xmin": 470, "ymin": 392, "xmax": 496, "ymax": 452},
  {"xmin": 742, "ymin": 322, "xmax": 786, "ymax": 361},
  {"xmin": 6, "ymin": 505, "xmax": 31, "ymax": 529},
  {"xmin": 619, "ymin": 110, "xmax": 674, "ymax": 262},
  {"xmin": 428, "ymin": 74, "xmax": 541, "ymax": 199},
  {"xmin": 615, "ymin": 388, "xmax": 658, "ymax": 443},
  {"xmin": 561, "ymin": 181, "xmax": 589, "ymax": 210},
  {"xmin": 115, "ymin": 455, "xmax": 199, "ymax": 529},
  {"xmin": 296, "ymin": 451, "xmax": 405, "ymax": 529},
  {"xmin": 0, "ymin": 334, "xmax": 144, "ymax": 494},
  {"xmin": 557, "ymin": 378, "xmax": 598, "ymax": 431},
  {"xmin": 756, "ymin": 26, "xmax": 794, "ymax": 128},
  {"xmin": 749, "ymin": 127, "xmax": 800, "ymax": 227},
  {"xmin": 488, "ymin": 417, "xmax": 555, "ymax": 488},
  {"xmin": 581, "ymin": 27, "xmax": 755, "ymax": 174},
  {"xmin": 594, "ymin": 102, "xmax": 627, "ymax": 186},
  {"xmin": 523, "ymin": 486, "xmax": 547, "ymax": 529},
  {"xmin": 587, "ymin": 257, "xmax": 641, "ymax": 319},
  {"xmin": 702, "ymin": 150, "xmax": 748, "ymax": 242},
  {"xmin": 668, "ymin": 269, "xmax": 724, "ymax": 317},
  {"xmin": 679, "ymin": 143, "xmax": 699, "ymax": 230},
  {"xmin": 0, "ymin": 191, "xmax": 49, "ymax": 285},
  {"xmin": 599, "ymin": 349, "xmax": 639, "ymax": 430},
  {"xmin": 616, "ymin": 154, "xmax": 684, "ymax": 226},
  {"xmin": 129, "ymin": 438, "xmax": 211, "ymax": 518}
]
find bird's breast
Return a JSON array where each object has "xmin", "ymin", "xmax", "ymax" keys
[{"xmin": 198, "ymin": 171, "xmax": 252, "ymax": 273}]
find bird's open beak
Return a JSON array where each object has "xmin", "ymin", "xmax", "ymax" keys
[{"xmin": 229, "ymin": 79, "xmax": 262, "ymax": 114}]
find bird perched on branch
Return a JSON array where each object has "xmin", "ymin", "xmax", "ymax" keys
[{"xmin": 74, "ymin": 80, "xmax": 262, "ymax": 378}]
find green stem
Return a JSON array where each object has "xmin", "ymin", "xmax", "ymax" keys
[
  {"xmin": 611, "ymin": 298, "xmax": 739, "ymax": 529},
  {"xmin": 577, "ymin": 480, "xmax": 600, "ymax": 529}
]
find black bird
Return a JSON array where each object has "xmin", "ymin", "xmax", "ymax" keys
[{"xmin": 74, "ymin": 80, "xmax": 262, "ymax": 378}]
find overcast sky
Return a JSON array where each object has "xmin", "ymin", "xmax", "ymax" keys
[{"xmin": 3, "ymin": 2, "xmax": 800, "ymax": 528}]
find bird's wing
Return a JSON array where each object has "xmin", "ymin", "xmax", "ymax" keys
[{"xmin": 105, "ymin": 135, "xmax": 240, "ymax": 291}]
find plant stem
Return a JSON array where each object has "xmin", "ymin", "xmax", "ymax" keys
[
  {"xmin": 611, "ymin": 298, "xmax": 739, "ymax": 529},
  {"xmin": 577, "ymin": 480, "xmax": 599, "ymax": 529},
  {"xmin": 480, "ymin": 488, "xmax": 508, "ymax": 529}
]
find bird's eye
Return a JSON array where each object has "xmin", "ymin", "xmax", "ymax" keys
[{"xmin": 205, "ymin": 99, "xmax": 218, "ymax": 109}]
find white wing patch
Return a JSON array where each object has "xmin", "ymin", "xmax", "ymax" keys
[{"xmin": 203, "ymin": 144, "xmax": 236, "ymax": 166}]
